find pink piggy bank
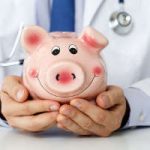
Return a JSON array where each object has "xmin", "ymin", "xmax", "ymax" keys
[{"xmin": 21, "ymin": 26, "xmax": 108, "ymax": 103}]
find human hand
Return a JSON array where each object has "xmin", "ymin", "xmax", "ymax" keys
[
  {"xmin": 0, "ymin": 76, "xmax": 60, "ymax": 132},
  {"xmin": 57, "ymin": 86, "xmax": 126, "ymax": 136}
]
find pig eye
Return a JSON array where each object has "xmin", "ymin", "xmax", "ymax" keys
[
  {"xmin": 51, "ymin": 46, "xmax": 60, "ymax": 56},
  {"xmin": 69, "ymin": 44, "xmax": 78, "ymax": 54}
]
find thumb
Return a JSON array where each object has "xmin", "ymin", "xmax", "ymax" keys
[
  {"xmin": 2, "ymin": 76, "xmax": 29, "ymax": 102},
  {"xmin": 96, "ymin": 86, "xmax": 124, "ymax": 109}
]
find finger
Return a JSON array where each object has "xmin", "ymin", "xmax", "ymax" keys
[
  {"xmin": 110, "ymin": 100, "xmax": 126, "ymax": 129},
  {"xmin": 1, "ymin": 76, "xmax": 29, "ymax": 102},
  {"xmin": 97, "ymin": 86, "xmax": 126, "ymax": 129},
  {"xmin": 8, "ymin": 112, "xmax": 58, "ymax": 132},
  {"xmin": 57, "ymin": 123, "xmax": 70, "ymax": 132},
  {"xmin": 70, "ymin": 99, "xmax": 114, "ymax": 129},
  {"xmin": 96, "ymin": 85, "xmax": 125, "ymax": 109},
  {"xmin": 59, "ymin": 104, "xmax": 108, "ymax": 136},
  {"xmin": 57, "ymin": 114, "xmax": 91, "ymax": 135},
  {"xmin": 1, "ymin": 92, "xmax": 60, "ymax": 116}
]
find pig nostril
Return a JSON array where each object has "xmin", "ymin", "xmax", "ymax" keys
[
  {"xmin": 72, "ymin": 73, "xmax": 76, "ymax": 80},
  {"xmin": 56, "ymin": 73, "xmax": 76, "ymax": 81},
  {"xmin": 56, "ymin": 74, "xmax": 60, "ymax": 81}
]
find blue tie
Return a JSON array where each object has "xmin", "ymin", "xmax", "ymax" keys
[{"xmin": 50, "ymin": 0, "xmax": 75, "ymax": 32}]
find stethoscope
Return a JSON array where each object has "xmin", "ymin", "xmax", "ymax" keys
[
  {"xmin": 0, "ymin": 23, "xmax": 24, "ymax": 67},
  {"xmin": 0, "ymin": 0, "xmax": 133, "ymax": 67},
  {"xmin": 109, "ymin": 0, "xmax": 133, "ymax": 35}
]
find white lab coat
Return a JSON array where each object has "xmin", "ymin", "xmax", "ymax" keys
[{"xmin": 1, "ymin": 0, "xmax": 150, "ymax": 127}]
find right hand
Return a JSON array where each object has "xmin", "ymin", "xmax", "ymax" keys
[{"xmin": 0, "ymin": 76, "xmax": 60, "ymax": 132}]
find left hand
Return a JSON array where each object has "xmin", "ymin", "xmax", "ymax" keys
[{"xmin": 57, "ymin": 86, "xmax": 126, "ymax": 137}]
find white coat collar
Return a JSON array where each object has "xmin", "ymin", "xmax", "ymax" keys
[{"xmin": 83, "ymin": 0, "xmax": 105, "ymax": 26}]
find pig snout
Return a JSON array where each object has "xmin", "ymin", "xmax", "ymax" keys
[
  {"xmin": 55, "ymin": 72, "xmax": 76, "ymax": 84},
  {"xmin": 45, "ymin": 61, "xmax": 85, "ymax": 93}
]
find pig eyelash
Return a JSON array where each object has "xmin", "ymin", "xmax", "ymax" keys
[
  {"xmin": 69, "ymin": 44, "xmax": 78, "ymax": 54},
  {"xmin": 51, "ymin": 46, "xmax": 60, "ymax": 56}
]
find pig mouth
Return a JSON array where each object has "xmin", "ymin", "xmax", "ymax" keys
[{"xmin": 37, "ymin": 75, "xmax": 97, "ymax": 98}]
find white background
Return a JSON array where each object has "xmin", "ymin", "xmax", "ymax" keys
[{"xmin": 0, "ymin": 127, "xmax": 150, "ymax": 150}]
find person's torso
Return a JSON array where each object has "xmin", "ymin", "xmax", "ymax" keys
[{"xmin": 0, "ymin": 0, "xmax": 149, "ymax": 88}]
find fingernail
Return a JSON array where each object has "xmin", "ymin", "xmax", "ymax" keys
[
  {"xmin": 62, "ymin": 109, "xmax": 71, "ymax": 115},
  {"xmin": 71, "ymin": 100, "xmax": 82, "ymax": 108},
  {"xmin": 16, "ymin": 89, "xmax": 25, "ymax": 101},
  {"xmin": 50, "ymin": 105, "xmax": 59, "ymax": 111},
  {"xmin": 101, "ymin": 95, "xmax": 109, "ymax": 107}
]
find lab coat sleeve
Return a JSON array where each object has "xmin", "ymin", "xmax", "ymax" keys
[
  {"xmin": 123, "ymin": 84, "xmax": 150, "ymax": 128},
  {"xmin": 131, "ymin": 78, "xmax": 150, "ymax": 97},
  {"xmin": 0, "ymin": 118, "xmax": 9, "ymax": 128}
]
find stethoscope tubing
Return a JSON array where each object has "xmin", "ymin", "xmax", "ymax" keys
[
  {"xmin": 0, "ymin": 59, "xmax": 24, "ymax": 67},
  {"xmin": 0, "ymin": 23, "xmax": 24, "ymax": 67}
]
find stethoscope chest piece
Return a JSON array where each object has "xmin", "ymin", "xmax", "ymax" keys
[{"xmin": 109, "ymin": 11, "xmax": 133, "ymax": 35}]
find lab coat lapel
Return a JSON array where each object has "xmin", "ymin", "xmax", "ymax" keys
[{"xmin": 83, "ymin": 0, "xmax": 105, "ymax": 26}]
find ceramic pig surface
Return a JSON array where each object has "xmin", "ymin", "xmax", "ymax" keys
[{"xmin": 21, "ymin": 26, "xmax": 108, "ymax": 103}]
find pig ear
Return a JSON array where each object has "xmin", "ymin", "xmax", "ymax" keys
[
  {"xmin": 21, "ymin": 25, "xmax": 49, "ymax": 54},
  {"xmin": 79, "ymin": 27, "xmax": 108, "ymax": 53}
]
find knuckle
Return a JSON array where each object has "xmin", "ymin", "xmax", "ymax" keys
[
  {"xmin": 1, "ymin": 76, "xmax": 22, "ymax": 100},
  {"xmin": 23, "ymin": 102, "xmax": 32, "ymax": 114},
  {"xmin": 69, "ymin": 108, "xmax": 78, "ymax": 119},
  {"xmin": 111, "ymin": 116, "xmax": 121, "ymax": 130},
  {"xmin": 112, "ymin": 120, "xmax": 120, "ymax": 130},
  {"xmin": 1, "ymin": 107, "xmax": 9, "ymax": 117},
  {"xmin": 116, "ymin": 122, "xmax": 121, "ymax": 130},
  {"xmin": 2, "ymin": 76, "xmax": 14, "ymax": 89},
  {"xmin": 94, "ymin": 113, "xmax": 106, "ymax": 124},
  {"xmin": 82, "ymin": 120, "xmax": 93, "ymax": 130},
  {"xmin": 115, "ymin": 86, "xmax": 124, "ymax": 97},
  {"xmin": 38, "ymin": 101, "xmax": 47, "ymax": 111},
  {"xmin": 110, "ymin": 115, "xmax": 119, "ymax": 129},
  {"xmin": 63, "ymin": 118, "xmax": 72, "ymax": 126}
]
